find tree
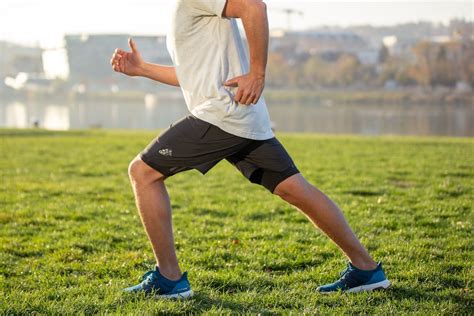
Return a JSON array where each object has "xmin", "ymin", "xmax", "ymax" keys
[
  {"xmin": 411, "ymin": 41, "xmax": 432, "ymax": 87},
  {"xmin": 460, "ymin": 41, "xmax": 474, "ymax": 87},
  {"xmin": 302, "ymin": 56, "xmax": 328, "ymax": 87},
  {"xmin": 335, "ymin": 54, "xmax": 360, "ymax": 86},
  {"xmin": 266, "ymin": 53, "xmax": 291, "ymax": 87},
  {"xmin": 432, "ymin": 45, "xmax": 456, "ymax": 87},
  {"xmin": 378, "ymin": 44, "xmax": 390, "ymax": 64}
]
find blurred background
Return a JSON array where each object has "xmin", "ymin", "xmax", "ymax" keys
[{"xmin": 1, "ymin": 0, "xmax": 473, "ymax": 136}]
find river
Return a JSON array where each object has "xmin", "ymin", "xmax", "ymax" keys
[{"xmin": 1, "ymin": 97, "xmax": 473, "ymax": 136}]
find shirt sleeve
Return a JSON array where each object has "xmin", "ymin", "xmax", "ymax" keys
[{"xmin": 189, "ymin": 0, "xmax": 227, "ymax": 17}]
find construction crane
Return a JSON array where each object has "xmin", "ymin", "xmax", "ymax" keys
[{"xmin": 270, "ymin": 8, "xmax": 304, "ymax": 31}]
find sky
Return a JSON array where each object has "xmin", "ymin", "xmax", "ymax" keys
[{"xmin": 1, "ymin": 0, "xmax": 472, "ymax": 49}]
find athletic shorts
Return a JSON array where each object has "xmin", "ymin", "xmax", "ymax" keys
[{"xmin": 139, "ymin": 114, "xmax": 299, "ymax": 193}]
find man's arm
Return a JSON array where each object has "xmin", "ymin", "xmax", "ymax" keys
[
  {"xmin": 110, "ymin": 38, "xmax": 180, "ymax": 87},
  {"xmin": 140, "ymin": 63, "xmax": 180, "ymax": 87},
  {"xmin": 223, "ymin": 0, "xmax": 268, "ymax": 105}
]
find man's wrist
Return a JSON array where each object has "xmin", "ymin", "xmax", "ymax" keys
[
  {"xmin": 250, "ymin": 70, "xmax": 266, "ymax": 79},
  {"xmin": 138, "ymin": 62, "xmax": 150, "ymax": 77}
]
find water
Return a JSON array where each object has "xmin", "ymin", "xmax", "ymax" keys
[{"xmin": 1, "ymin": 97, "xmax": 473, "ymax": 136}]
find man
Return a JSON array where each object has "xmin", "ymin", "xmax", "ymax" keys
[{"xmin": 110, "ymin": 0, "xmax": 390, "ymax": 298}]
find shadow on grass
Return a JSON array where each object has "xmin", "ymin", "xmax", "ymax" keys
[
  {"xmin": 261, "ymin": 255, "xmax": 331, "ymax": 273},
  {"xmin": 188, "ymin": 292, "xmax": 274, "ymax": 314},
  {"xmin": 442, "ymin": 171, "xmax": 472, "ymax": 178},
  {"xmin": 435, "ymin": 188, "xmax": 469, "ymax": 199},
  {"xmin": 117, "ymin": 286, "xmax": 473, "ymax": 313},
  {"xmin": 191, "ymin": 208, "xmax": 234, "ymax": 218},
  {"xmin": 205, "ymin": 276, "xmax": 275, "ymax": 294},
  {"xmin": 386, "ymin": 286, "xmax": 472, "ymax": 312},
  {"xmin": 119, "ymin": 291, "xmax": 273, "ymax": 314},
  {"xmin": 343, "ymin": 189, "xmax": 384, "ymax": 197}
]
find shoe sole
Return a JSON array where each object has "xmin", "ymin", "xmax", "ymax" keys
[
  {"xmin": 347, "ymin": 279, "xmax": 391, "ymax": 293},
  {"xmin": 157, "ymin": 289, "xmax": 194, "ymax": 299},
  {"xmin": 319, "ymin": 280, "xmax": 391, "ymax": 294}
]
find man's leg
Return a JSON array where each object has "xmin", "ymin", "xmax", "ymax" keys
[
  {"xmin": 273, "ymin": 173, "xmax": 377, "ymax": 270},
  {"xmin": 128, "ymin": 157, "xmax": 182, "ymax": 280}
]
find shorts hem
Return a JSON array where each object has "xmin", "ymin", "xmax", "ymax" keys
[
  {"xmin": 268, "ymin": 167, "xmax": 300, "ymax": 193},
  {"xmin": 139, "ymin": 153, "xmax": 174, "ymax": 177}
]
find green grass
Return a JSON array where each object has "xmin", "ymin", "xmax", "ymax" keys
[{"xmin": 1, "ymin": 129, "xmax": 473, "ymax": 314}]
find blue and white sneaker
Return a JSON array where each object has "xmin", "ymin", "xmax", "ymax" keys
[
  {"xmin": 123, "ymin": 266, "xmax": 193, "ymax": 299},
  {"xmin": 317, "ymin": 262, "xmax": 390, "ymax": 293}
]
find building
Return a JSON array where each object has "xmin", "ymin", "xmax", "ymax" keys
[
  {"xmin": 270, "ymin": 30, "xmax": 378, "ymax": 65},
  {"xmin": 0, "ymin": 41, "xmax": 44, "ymax": 78},
  {"xmin": 64, "ymin": 34, "xmax": 172, "ymax": 92}
]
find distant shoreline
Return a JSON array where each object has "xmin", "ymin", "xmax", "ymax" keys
[
  {"xmin": 264, "ymin": 88, "xmax": 474, "ymax": 106},
  {"xmin": 2, "ymin": 87, "xmax": 473, "ymax": 106}
]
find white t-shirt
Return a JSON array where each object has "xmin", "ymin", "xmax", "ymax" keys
[{"xmin": 166, "ymin": 0, "xmax": 274, "ymax": 140}]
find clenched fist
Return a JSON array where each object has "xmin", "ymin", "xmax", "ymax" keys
[{"xmin": 110, "ymin": 38, "xmax": 145, "ymax": 77}]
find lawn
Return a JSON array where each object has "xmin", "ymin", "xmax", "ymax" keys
[{"xmin": 1, "ymin": 129, "xmax": 472, "ymax": 314}]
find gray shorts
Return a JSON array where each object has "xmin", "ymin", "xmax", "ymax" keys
[{"xmin": 139, "ymin": 114, "xmax": 299, "ymax": 192}]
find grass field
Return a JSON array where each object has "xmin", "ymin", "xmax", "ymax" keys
[{"xmin": 1, "ymin": 129, "xmax": 473, "ymax": 314}]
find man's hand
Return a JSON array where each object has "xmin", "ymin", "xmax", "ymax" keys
[
  {"xmin": 110, "ymin": 38, "xmax": 145, "ymax": 76},
  {"xmin": 111, "ymin": 38, "xmax": 180, "ymax": 87},
  {"xmin": 224, "ymin": 73, "xmax": 265, "ymax": 105}
]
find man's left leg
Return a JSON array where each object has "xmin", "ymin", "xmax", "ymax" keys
[
  {"xmin": 273, "ymin": 173, "xmax": 390, "ymax": 293},
  {"xmin": 274, "ymin": 173, "xmax": 376, "ymax": 270},
  {"xmin": 227, "ymin": 136, "xmax": 390, "ymax": 293}
]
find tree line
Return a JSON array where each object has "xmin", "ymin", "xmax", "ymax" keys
[{"xmin": 266, "ymin": 40, "xmax": 474, "ymax": 89}]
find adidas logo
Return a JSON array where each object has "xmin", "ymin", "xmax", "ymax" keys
[{"xmin": 158, "ymin": 148, "xmax": 173, "ymax": 157}]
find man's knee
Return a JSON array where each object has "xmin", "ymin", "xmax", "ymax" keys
[
  {"xmin": 273, "ymin": 173, "xmax": 311, "ymax": 205},
  {"xmin": 128, "ymin": 157, "xmax": 165, "ymax": 184}
]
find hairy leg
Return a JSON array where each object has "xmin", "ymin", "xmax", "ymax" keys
[
  {"xmin": 128, "ymin": 158, "xmax": 182, "ymax": 280},
  {"xmin": 274, "ymin": 173, "xmax": 377, "ymax": 270}
]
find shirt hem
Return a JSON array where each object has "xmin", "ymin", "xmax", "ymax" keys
[{"xmin": 191, "ymin": 109, "xmax": 274, "ymax": 141}]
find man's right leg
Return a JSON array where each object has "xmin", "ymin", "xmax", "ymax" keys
[{"xmin": 128, "ymin": 157, "xmax": 182, "ymax": 281}]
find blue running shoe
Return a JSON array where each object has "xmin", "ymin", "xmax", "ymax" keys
[
  {"xmin": 123, "ymin": 266, "xmax": 193, "ymax": 299},
  {"xmin": 317, "ymin": 262, "xmax": 390, "ymax": 293}
]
